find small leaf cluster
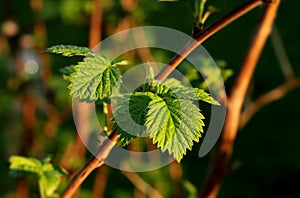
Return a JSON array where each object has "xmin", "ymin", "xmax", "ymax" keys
[
  {"xmin": 46, "ymin": 45, "xmax": 220, "ymax": 162},
  {"xmin": 9, "ymin": 155, "xmax": 67, "ymax": 198}
]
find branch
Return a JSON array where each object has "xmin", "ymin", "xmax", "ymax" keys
[
  {"xmin": 156, "ymin": 0, "xmax": 264, "ymax": 82},
  {"xmin": 240, "ymin": 77, "xmax": 300, "ymax": 128},
  {"xmin": 89, "ymin": 0, "xmax": 102, "ymax": 48},
  {"xmin": 62, "ymin": 132, "xmax": 120, "ymax": 198},
  {"xmin": 200, "ymin": 1, "xmax": 281, "ymax": 197},
  {"xmin": 240, "ymin": 22, "xmax": 299, "ymax": 127}
]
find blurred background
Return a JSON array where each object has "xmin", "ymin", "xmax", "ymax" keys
[{"xmin": 0, "ymin": 0, "xmax": 299, "ymax": 197}]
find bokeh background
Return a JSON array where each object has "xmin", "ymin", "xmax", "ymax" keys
[{"xmin": 0, "ymin": 0, "xmax": 299, "ymax": 197}]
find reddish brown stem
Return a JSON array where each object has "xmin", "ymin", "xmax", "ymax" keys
[
  {"xmin": 89, "ymin": 0, "xmax": 102, "ymax": 48},
  {"xmin": 200, "ymin": 1, "xmax": 281, "ymax": 197},
  {"xmin": 92, "ymin": 166, "xmax": 108, "ymax": 198},
  {"xmin": 62, "ymin": 0, "xmax": 104, "ymax": 196},
  {"xmin": 156, "ymin": 0, "xmax": 263, "ymax": 82},
  {"xmin": 16, "ymin": 177, "xmax": 29, "ymax": 198},
  {"xmin": 62, "ymin": 132, "xmax": 120, "ymax": 198}
]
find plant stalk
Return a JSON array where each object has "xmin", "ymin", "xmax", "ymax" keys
[
  {"xmin": 200, "ymin": 0, "xmax": 281, "ymax": 197},
  {"xmin": 62, "ymin": 132, "xmax": 120, "ymax": 198},
  {"xmin": 156, "ymin": 0, "xmax": 264, "ymax": 82}
]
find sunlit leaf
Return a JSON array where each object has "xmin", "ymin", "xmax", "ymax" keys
[
  {"xmin": 145, "ymin": 92, "xmax": 205, "ymax": 162},
  {"xmin": 113, "ymin": 92, "xmax": 153, "ymax": 146},
  {"xmin": 9, "ymin": 155, "xmax": 67, "ymax": 198},
  {"xmin": 44, "ymin": 45, "xmax": 93, "ymax": 57},
  {"xmin": 68, "ymin": 54, "xmax": 120, "ymax": 101},
  {"xmin": 170, "ymin": 87, "xmax": 220, "ymax": 105}
]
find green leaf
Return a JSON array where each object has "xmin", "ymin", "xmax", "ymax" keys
[
  {"xmin": 44, "ymin": 45, "xmax": 93, "ymax": 57},
  {"xmin": 9, "ymin": 156, "xmax": 42, "ymax": 174},
  {"xmin": 40, "ymin": 170, "xmax": 62, "ymax": 196},
  {"xmin": 115, "ymin": 129, "xmax": 136, "ymax": 146},
  {"xmin": 9, "ymin": 156, "xmax": 67, "ymax": 198},
  {"xmin": 46, "ymin": 45, "xmax": 122, "ymax": 101},
  {"xmin": 145, "ymin": 63, "xmax": 155, "ymax": 83},
  {"xmin": 155, "ymin": 83, "xmax": 171, "ymax": 95},
  {"xmin": 145, "ymin": 94, "xmax": 205, "ymax": 162},
  {"xmin": 113, "ymin": 82, "xmax": 217, "ymax": 159},
  {"xmin": 59, "ymin": 65, "xmax": 79, "ymax": 82},
  {"xmin": 142, "ymin": 64, "xmax": 157, "ymax": 92},
  {"xmin": 163, "ymin": 78, "xmax": 184, "ymax": 88},
  {"xmin": 170, "ymin": 87, "xmax": 220, "ymax": 105},
  {"xmin": 113, "ymin": 92, "xmax": 153, "ymax": 146},
  {"xmin": 59, "ymin": 65, "xmax": 77, "ymax": 75},
  {"xmin": 97, "ymin": 65, "xmax": 121, "ymax": 100},
  {"xmin": 69, "ymin": 54, "xmax": 120, "ymax": 101}
]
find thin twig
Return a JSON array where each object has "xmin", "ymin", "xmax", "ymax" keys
[
  {"xmin": 122, "ymin": 169, "xmax": 164, "ymax": 198},
  {"xmin": 271, "ymin": 25, "xmax": 294, "ymax": 80},
  {"xmin": 200, "ymin": 1, "xmax": 281, "ymax": 197},
  {"xmin": 240, "ymin": 77, "xmax": 300, "ymax": 128}
]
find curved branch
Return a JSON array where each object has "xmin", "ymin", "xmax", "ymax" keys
[
  {"xmin": 200, "ymin": 1, "xmax": 281, "ymax": 197},
  {"xmin": 62, "ymin": 132, "xmax": 120, "ymax": 198},
  {"xmin": 156, "ymin": 0, "xmax": 264, "ymax": 82}
]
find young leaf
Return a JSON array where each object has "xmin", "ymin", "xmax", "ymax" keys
[
  {"xmin": 170, "ymin": 87, "xmax": 220, "ymax": 105},
  {"xmin": 59, "ymin": 65, "xmax": 78, "ymax": 82},
  {"xmin": 40, "ymin": 169, "xmax": 63, "ymax": 197},
  {"xmin": 59, "ymin": 65, "xmax": 77, "ymax": 75},
  {"xmin": 44, "ymin": 45, "xmax": 94, "ymax": 57},
  {"xmin": 69, "ymin": 54, "xmax": 120, "ymax": 101},
  {"xmin": 97, "ymin": 65, "xmax": 121, "ymax": 100},
  {"xmin": 46, "ymin": 45, "xmax": 122, "ymax": 101},
  {"xmin": 163, "ymin": 78, "xmax": 185, "ymax": 88},
  {"xmin": 142, "ymin": 63, "xmax": 157, "ymax": 91},
  {"xmin": 145, "ymin": 63, "xmax": 155, "ymax": 83},
  {"xmin": 115, "ymin": 129, "xmax": 136, "ymax": 146},
  {"xmin": 145, "ymin": 94, "xmax": 205, "ymax": 162},
  {"xmin": 9, "ymin": 156, "xmax": 43, "ymax": 174},
  {"xmin": 9, "ymin": 155, "xmax": 67, "ymax": 198},
  {"xmin": 113, "ymin": 92, "xmax": 153, "ymax": 146}
]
